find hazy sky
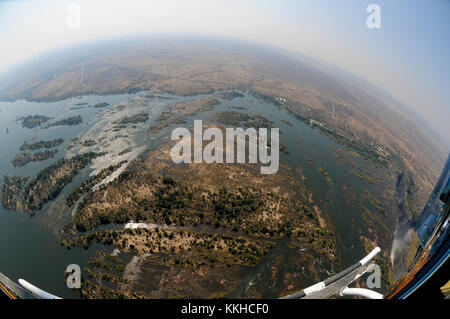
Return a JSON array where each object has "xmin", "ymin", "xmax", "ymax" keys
[{"xmin": 0, "ymin": 0, "xmax": 448, "ymax": 146}]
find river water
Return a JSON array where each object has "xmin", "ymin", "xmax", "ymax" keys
[{"xmin": 0, "ymin": 91, "xmax": 395, "ymax": 298}]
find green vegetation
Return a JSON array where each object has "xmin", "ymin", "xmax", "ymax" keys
[
  {"xmin": 48, "ymin": 116, "xmax": 83, "ymax": 127},
  {"xmin": 114, "ymin": 113, "xmax": 148, "ymax": 125},
  {"xmin": 78, "ymin": 251, "xmax": 144, "ymax": 299},
  {"xmin": 63, "ymin": 227, "xmax": 274, "ymax": 267},
  {"xmin": 144, "ymin": 94, "xmax": 172, "ymax": 100},
  {"xmin": 339, "ymin": 158, "xmax": 356, "ymax": 168},
  {"xmin": 93, "ymin": 102, "xmax": 110, "ymax": 108},
  {"xmin": 318, "ymin": 167, "xmax": 332, "ymax": 184},
  {"xmin": 82, "ymin": 140, "xmax": 96, "ymax": 147},
  {"xmin": 211, "ymin": 111, "xmax": 275, "ymax": 129},
  {"xmin": 18, "ymin": 115, "xmax": 52, "ymax": 129},
  {"xmin": 363, "ymin": 242, "xmax": 392, "ymax": 285},
  {"xmin": 20, "ymin": 138, "xmax": 64, "ymax": 151},
  {"xmin": 350, "ymin": 169, "xmax": 375, "ymax": 184},
  {"xmin": 66, "ymin": 162, "xmax": 125, "ymax": 207},
  {"xmin": 1, "ymin": 152, "xmax": 104, "ymax": 214},
  {"xmin": 66, "ymin": 167, "xmax": 334, "ymax": 260},
  {"xmin": 361, "ymin": 190, "xmax": 386, "ymax": 216},
  {"xmin": 214, "ymin": 91, "xmax": 245, "ymax": 100},
  {"xmin": 374, "ymin": 254, "xmax": 391, "ymax": 285},
  {"xmin": 11, "ymin": 150, "xmax": 58, "ymax": 167},
  {"xmin": 1, "ymin": 176, "xmax": 29, "ymax": 211},
  {"xmin": 151, "ymin": 97, "xmax": 220, "ymax": 132},
  {"xmin": 319, "ymin": 167, "xmax": 329, "ymax": 177},
  {"xmin": 403, "ymin": 172, "xmax": 422, "ymax": 219},
  {"xmin": 87, "ymin": 252, "xmax": 124, "ymax": 272}
]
